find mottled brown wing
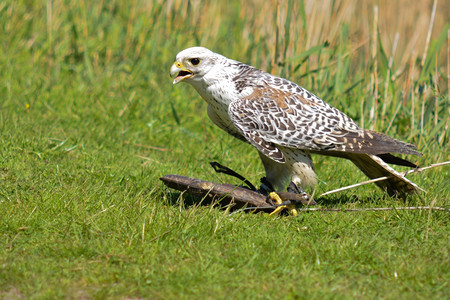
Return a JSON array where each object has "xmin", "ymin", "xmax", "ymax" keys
[{"xmin": 228, "ymin": 86, "xmax": 421, "ymax": 158}]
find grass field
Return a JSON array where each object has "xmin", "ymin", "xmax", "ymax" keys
[{"xmin": 1, "ymin": 0, "xmax": 449, "ymax": 298}]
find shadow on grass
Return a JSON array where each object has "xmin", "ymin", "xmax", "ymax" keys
[
  {"xmin": 162, "ymin": 189, "xmax": 276, "ymax": 214},
  {"xmin": 314, "ymin": 194, "xmax": 365, "ymax": 206},
  {"xmin": 163, "ymin": 186, "xmax": 389, "ymax": 213},
  {"xmin": 164, "ymin": 191, "xmax": 210, "ymax": 209}
]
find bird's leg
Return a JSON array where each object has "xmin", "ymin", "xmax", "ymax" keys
[
  {"xmin": 287, "ymin": 181, "xmax": 307, "ymax": 194},
  {"xmin": 259, "ymin": 177, "xmax": 275, "ymax": 195}
]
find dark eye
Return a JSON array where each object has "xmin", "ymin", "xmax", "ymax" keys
[{"xmin": 190, "ymin": 58, "xmax": 200, "ymax": 65}]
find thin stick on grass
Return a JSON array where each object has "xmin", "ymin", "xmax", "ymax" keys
[
  {"xmin": 292, "ymin": 206, "xmax": 449, "ymax": 212},
  {"xmin": 320, "ymin": 161, "xmax": 450, "ymax": 197}
]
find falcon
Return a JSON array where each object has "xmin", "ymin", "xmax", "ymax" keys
[{"xmin": 170, "ymin": 47, "xmax": 422, "ymax": 201}]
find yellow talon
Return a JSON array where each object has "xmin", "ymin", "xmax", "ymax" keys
[
  {"xmin": 269, "ymin": 192, "xmax": 283, "ymax": 205},
  {"xmin": 289, "ymin": 206, "xmax": 298, "ymax": 216},
  {"xmin": 269, "ymin": 192, "xmax": 298, "ymax": 216}
]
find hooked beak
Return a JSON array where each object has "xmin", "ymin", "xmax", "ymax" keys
[{"xmin": 170, "ymin": 62, "xmax": 193, "ymax": 84}]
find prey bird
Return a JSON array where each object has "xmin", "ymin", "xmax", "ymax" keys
[{"xmin": 170, "ymin": 47, "xmax": 422, "ymax": 202}]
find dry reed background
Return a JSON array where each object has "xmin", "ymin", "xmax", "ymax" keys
[{"xmin": 22, "ymin": 0, "xmax": 447, "ymax": 153}]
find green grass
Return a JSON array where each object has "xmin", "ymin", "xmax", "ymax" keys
[{"xmin": 0, "ymin": 0, "xmax": 449, "ymax": 299}]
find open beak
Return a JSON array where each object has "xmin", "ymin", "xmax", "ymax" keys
[{"xmin": 170, "ymin": 62, "xmax": 193, "ymax": 84}]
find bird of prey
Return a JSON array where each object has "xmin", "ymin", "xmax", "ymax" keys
[{"xmin": 170, "ymin": 47, "xmax": 422, "ymax": 200}]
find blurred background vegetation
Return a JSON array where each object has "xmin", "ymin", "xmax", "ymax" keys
[{"xmin": 1, "ymin": 0, "xmax": 448, "ymax": 160}]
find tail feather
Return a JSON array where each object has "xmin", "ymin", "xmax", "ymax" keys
[
  {"xmin": 333, "ymin": 130, "xmax": 423, "ymax": 157},
  {"xmin": 348, "ymin": 154, "xmax": 424, "ymax": 198},
  {"xmin": 377, "ymin": 153, "xmax": 419, "ymax": 168}
]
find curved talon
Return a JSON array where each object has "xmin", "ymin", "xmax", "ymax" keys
[{"xmin": 269, "ymin": 192, "xmax": 298, "ymax": 216}]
